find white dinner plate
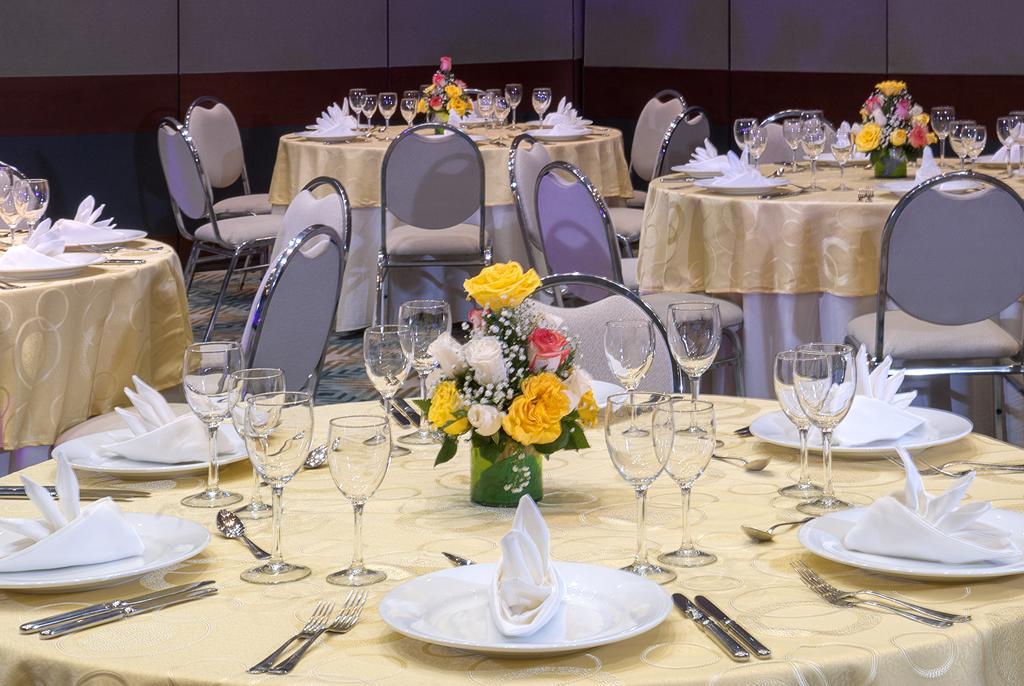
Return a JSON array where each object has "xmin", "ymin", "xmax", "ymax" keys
[
  {"xmin": 694, "ymin": 178, "xmax": 789, "ymax": 195},
  {"xmin": 300, "ymin": 131, "xmax": 361, "ymax": 143},
  {"xmin": 0, "ymin": 253, "xmax": 106, "ymax": 280},
  {"xmin": 0, "ymin": 513, "xmax": 210, "ymax": 592},
  {"xmin": 530, "ymin": 128, "xmax": 593, "ymax": 142},
  {"xmin": 799, "ymin": 507, "xmax": 1024, "ymax": 580},
  {"xmin": 876, "ymin": 179, "xmax": 980, "ymax": 195},
  {"xmin": 379, "ymin": 561, "xmax": 671, "ymax": 656},
  {"xmin": 749, "ymin": 407, "xmax": 972, "ymax": 457},
  {"xmin": 816, "ymin": 152, "xmax": 869, "ymax": 166},
  {"xmin": 62, "ymin": 229, "xmax": 148, "ymax": 248},
  {"xmin": 54, "ymin": 427, "xmax": 249, "ymax": 479},
  {"xmin": 669, "ymin": 164, "xmax": 723, "ymax": 178},
  {"xmin": 422, "ymin": 132, "xmax": 488, "ymax": 143},
  {"xmin": 590, "ymin": 380, "xmax": 625, "ymax": 408}
]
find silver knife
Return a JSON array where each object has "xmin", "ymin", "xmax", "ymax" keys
[
  {"xmin": 39, "ymin": 586, "xmax": 218, "ymax": 639},
  {"xmin": 102, "ymin": 258, "xmax": 146, "ymax": 265},
  {"xmin": 0, "ymin": 486, "xmax": 150, "ymax": 499},
  {"xmin": 382, "ymin": 400, "xmax": 411, "ymax": 427},
  {"xmin": 673, "ymin": 593, "xmax": 749, "ymax": 661},
  {"xmin": 695, "ymin": 595, "xmax": 771, "ymax": 659},
  {"xmin": 397, "ymin": 397, "xmax": 422, "ymax": 424},
  {"xmin": 20, "ymin": 580, "xmax": 216, "ymax": 634},
  {"xmin": 442, "ymin": 552, "xmax": 475, "ymax": 566}
]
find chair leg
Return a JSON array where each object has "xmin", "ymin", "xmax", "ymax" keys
[
  {"xmin": 994, "ymin": 374, "xmax": 1008, "ymax": 442},
  {"xmin": 204, "ymin": 250, "xmax": 241, "ymax": 341},
  {"xmin": 183, "ymin": 242, "xmax": 202, "ymax": 290},
  {"xmin": 238, "ymin": 252, "xmax": 253, "ymax": 292},
  {"xmin": 725, "ymin": 326, "xmax": 746, "ymax": 398}
]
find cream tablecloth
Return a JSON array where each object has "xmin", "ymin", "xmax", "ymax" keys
[
  {"xmin": 3, "ymin": 397, "xmax": 1024, "ymax": 684},
  {"xmin": 0, "ymin": 240, "xmax": 192, "ymax": 449}
]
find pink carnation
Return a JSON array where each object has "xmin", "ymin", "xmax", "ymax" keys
[
  {"xmin": 429, "ymin": 95, "xmax": 442, "ymax": 110},
  {"xmin": 908, "ymin": 124, "xmax": 929, "ymax": 148},
  {"xmin": 468, "ymin": 308, "xmax": 484, "ymax": 331},
  {"xmin": 895, "ymin": 98, "xmax": 911, "ymax": 120},
  {"xmin": 440, "ymin": 56, "xmax": 452, "ymax": 72},
  {"xmin": 864, "ymin": 96, "xmax": 882, "ymax": 112}
]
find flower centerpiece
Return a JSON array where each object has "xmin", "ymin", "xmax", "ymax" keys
[
  {"xmin": 415, "ymin": 262, "xmax": 599, "ymax": 507},
  {"xmin": 418, "ymin": 55, "xmax": 473, "ymax": 128},
  {"xmin": 855, "ymin": 80, "xmax": 937, "ymax": 178}
]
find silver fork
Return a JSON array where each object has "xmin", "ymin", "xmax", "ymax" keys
[
  {"xmin": 792, "ymin": 562, "xmax": 965, "ymax": 625},
  {"xmin": 882, "ymin": 453, "xmax": 942, "ymax": 476},
  {"xmin": 0, "ymin": 279, "xmax": 25, "ymax": 289},
  {"xmin": 247, "ymin": 600, "xmax": 334, "ymax": 674},
  {"xmin": 268, "ymin": 591, "xmax": 368, "ymax": 675}
]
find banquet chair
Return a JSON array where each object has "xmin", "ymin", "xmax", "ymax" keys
[
  {"xmin": 509, "ymin": 134, "xmax": 552, "ymax": 274},
  {"xmin": 627, "ymin": 89, "xmax": 686, "ymax": 209},
  {"xmin": 760, "ymin": 110, "xmax": 835, "ymax": 163},
  {"xmin": 652, "ymin": 106, "xmax": 711, "ymax": 178},
  {"xmin": 376, "ymin": 123, "xmax": 490, "ymax": 324},
  {"xmin": 269, "ymin": 176, "xmax": 350, "ymax": 263},
  {"xmin": 156, "ymin": 117, "xmax": 280, "ymax": 340},
  {"xmin": 184, "ymin": 96, "xmax": 272, "ymax": 218},
  {"xmin": 845, "ymin": 171, "xmax": 1024, "ymax": 440}
]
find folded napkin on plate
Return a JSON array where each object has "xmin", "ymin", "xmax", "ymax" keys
[
  {"xmin": 306, "ymin": 101, "xmax": 357, "ymax": 136},
  {"xmin": 98, "ymin": 375, "xmax": 242, "ymax": 464},
  {"xmin": 0, "ymin": 219, "xmax": 71, "ymax": 269},
  {"xmin": 708, "ymin": 151, "xmax": 767, "ymax": 187},
  {"xmin": 991, "ymin": 144, "xmax": 1021, "ymax": 164},
  {"xmin": 0, "ymin": 457, "xmax": 144, "ymax": 572},
  {"xmin": 542, "ymin": 97, "xmax": 586, "ymax": 129},
  {"xmin": 915, "ymin": 146, "xmax": 942, "ymax": 183},
  {"xmin": 490, "ymin": 495, "xmax": 564, "ymax": 637},
  {"xmin": 845, "ymin": 448, "xmax": 1022, "ymax": 564},
  {"xmin": 686, "ymin": 138, "xmax": 732, "ymax": 172},
  {"xmin": 50, "ymin": 196, "xmax": 118, "ymax": 244},
  {"xmin": 831, "ymin": 346, "xmax": 922, "ymax": 446}
]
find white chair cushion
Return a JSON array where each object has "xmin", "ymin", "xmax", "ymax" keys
[
  {"xmin": 195, "ymin": 213, "xmax": 281, "ymax": 246},
  {"xmin": 626, "ymin": 189, "xmax": 647, "ymax": 209},
  {"xmin": 213, "ymin": 193, "xmax": 272, "ymax": 217},
  {"xmin": 640, "ymin": 291, "xmax": 744, "ymax": 329},
  {"xmin": 387, "ymin": 223, "xmax": 488, "ymax": 257},
  {"xmin": 608, "ymin": 206, "xmax": 643, "ymax": 239},
  {"xmin": 847, "ymin": 311, "xmax": 1021, "ymax": 360}
]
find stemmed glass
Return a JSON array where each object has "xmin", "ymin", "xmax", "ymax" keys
[
  {"xmin": 378, "ymin": 92, "xmax": 397, "ymax": 131},
  {"xmin": 241, "ymin": 391, "xmax": 314, "ymax": 584},
  {"xmin": 733, "ymin": 118, "xmax": 757, "ymax": 159},
  {"xmin": 361, "ymin": 94, "xmax": 378, "ymax": 133},
  {"xmin": 348, "ymin": 88, "xmax": 366, "ymax": 129},
  {"xmin": 605, "ymin": 392, "xmax": 675, "ymax": 584},
  {"xmin": 181, "ymin": 342, "xmax": 243, "ymax": 508},
  {"xmin": 326, "ymin": 415, "xmax": 392, "ymax": 586},
  {"xmin": 968, "ymin": 124, "xmax": 987, "ymax": 169},
  {"xmin": 478, "ymin": 93, "xmax": 495, "ymax": 129},
  {"xmin": 0, "ymin": 168, "xmax": 19, "ymax": 245},
  {"xmin": 400, "ymin": 96, "xmax": 418, "ymax": 128},
  {"xmin": 997, "ymin": 116, "xmax": 1017, "ymax": 177},
  {"xmin": 783, "ymin": 119, "xmax": 802, "ymax": 171},
  {"xmin": 229, "ymin": 367, "xmax": 285, "ymax": 520},
  {"xmin": 793, "ymin": 344, "xmax": 857, "ymax": 516},
  {"xmin": 746, "ymin": 125, "xmax": 768, "ymax": 171},
  {"xmin": 532, "ymin": 87, "xmax": 552, "ymax": 125},
  {"xmin": 656, "ymin": 399, "xmax": 717, "ymax": 568},
  {"xmin": 1011, "ymin": 111, "xmax": 1024, "ymax": 175},
  {"xmin": 800, "ymin": 118, "xmax": 827, "ymax": 191},
  {"xmin": 667, "ymin": 302, "xmax": 721, "ymax": 404},
  {"xmin": 831, "ymin": 130, "xmax": 854, "ymax": 191},
  {"xmin": 930, "ymin": 106, "xmax": 955, "ymax": 167},
  {"xmin": 13, "ymin": 179, "xmax": 49, "ymax": 233},
  {"xmin": 494, "ymin": 96, "xmax": 511, "ymax": 128},
  {"xmin": 398, "ymin": 300, "xmax": 450, "ymax": 445},
  {"xmin": 364, "ymin": 324, "xmax": 412, "ymax": 456},
  {"xmin": 774, "ymin": 351, "xmax": 822, "ymax": 499},
  {"xmin": 505, "ymin": 83, "xmax": 523, "ymax": 127},
  {"xmin": 604, "ymin": 320, "xmax": 656, "ymax": 436},
  {"xmin": 950, "ymin": 120, "xmax": 976, "ymax": 171}
]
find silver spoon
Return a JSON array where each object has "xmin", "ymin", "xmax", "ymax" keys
[
  {"xmin": 216, "ymin": 509, "xmax": 271, "ymax": 559},
  {"xmin": 742, "ymin": 517, "xmax": 814, "ymax": 542},
  {"xmin": 713, "ymin": 454, "xmax": 771, "ymax": 471},
  {"xmin": 304, "ymin": 443, "xmax": 327, "ymax": 469}
]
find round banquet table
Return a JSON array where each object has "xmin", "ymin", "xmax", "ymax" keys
[
  {"xmin": 0, "ymin": 239, "xmax": 192, "ymax": 452},
  {"xmin": 268, "ymin": 125, "xmax": 633, "ymax": 328},
  {"xmin": 3, "ymin": 396, "xmax": 1024, "ymax": 685}
]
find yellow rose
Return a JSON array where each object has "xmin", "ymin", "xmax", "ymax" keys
[
  {"xmin": 428, "ymin": 381, "xmax": 470, "ymax": 436},
  {"xmin": 889, "ymin": 128, "xmax": 908, "ymax": 147},
  {"xmin": 875, "ymin": 80, "xmax": 907, "ymax": 97},
  {"xmin": 855, "ymin": 122, "xmax": 883, "ymax": 152},
  {"xmin": 927, "ymin": 132, "xmax": 938, "ymax": 145},
  {"xmin": 450, "ymin": 97, "xmax": 469, "ymax": 116},
  {"xmin": 464, "ymin": 261, "xmax": 541, "ymax": 311},
  {"xmin": 444, "ymin": 83, "xmax": 462, "ymax": 99},
  {"xmin": 502, "ymin": 373, "xmax": 570, "ymax": 445},
  {"xmin": 913, "ymin": 113, "xmax": 930, "ymax": 127},
  {"xmin": 859, "ymin": 107, "xmax": 869, "ymax": 122},
  {"xmin": 416, "ymin": 98, "xmax": 427, "ymax": 114},
  {"xmin": 577, "ymin": 391, "xmax": 598, "ymax": 427}
]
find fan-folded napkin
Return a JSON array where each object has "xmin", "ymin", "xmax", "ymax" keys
[
  {"xmin": 307, "ymin": 101, "xmax": 357, "ymax": 136},
  {"xmin": 831, "ymin": 346, "xmax": 922, "ymax": 446},
  {"xmin": 915, "ymin": 147, "xmax": 942, "ymax": 183},
  {"xmin": 542, "ymin": 97, "xmax": 586, "ymax": 129},
  {"xmin": 0, "ymin": 219, "xmax": 73, "ymax": 269},
  {"xmin": 708, "ymin": 151, "xmax": 768, "ymax": 187},
  {"xmin": 50, "ymin": 196, "xmax": 118, "ymax": 244},
  {"xmin": 686, "ymin": 138, "xmax": 732, "ymax": 172}
]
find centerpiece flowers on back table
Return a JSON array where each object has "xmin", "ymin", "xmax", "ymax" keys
[
  {"xmin": 418, "ymin": 55, "xmax": 473, "ymax": 125},
  {"xmin": 855, "ymin": 80, "xmax": 937, "ymax": 178},
  {"xmin": 415, "ymin": 262, "xmax": 599, "ymax": 506}
]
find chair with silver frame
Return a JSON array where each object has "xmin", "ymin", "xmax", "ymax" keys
[
  {"xmin": 627, "ymin": 89, "xmax": 686, "ymax": 209},
  {"xmin": 375, "ymin": 122, "xmax": 490, "ymax": 324},
  {"xmin": 653, "ymin": 106, "xmax": 711, "ymax": 179},
  {"xmin": 760, "ymin": 109, "xmax": 836, "ymax": 165},
  {"xmin": 508, "ymin": 133, "xmax": 552, "ymax": 275},
  {"xmin": 156, "ymin": 117, "xmax": 280, "ymax": 340},
  {"xmin": 845, "ymin": 170, "xmax": 1024, "ymax": 440},
  {"xmin": 268, "ymin": 176, "xmax": 350, "ymax": 263}
]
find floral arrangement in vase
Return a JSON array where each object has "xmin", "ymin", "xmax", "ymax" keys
[
  {"xmin": 855, "ymin": 80, "xmax": 937, "ymax": 178},
  {"xmin": 418, "ymin": 55, "xmax": 473, "ymax": 123},
  {"xmin": 415, "ymin": 262, "xmax": 598, "ymax": 506}
]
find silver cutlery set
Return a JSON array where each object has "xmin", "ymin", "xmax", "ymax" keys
[
  {"xmin": 0, "ymin": 485, "xmax": 150, "ymax": 502},
  {"xmin": 673, "ymin": 593, "xmax": 769, "ymax": 661}
]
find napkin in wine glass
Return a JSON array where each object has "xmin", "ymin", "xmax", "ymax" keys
[
  {"xmin": 490, "ymin": 495, "xmax": 565, "ymax": 637},
  {"xmin": 0, "ymin": 457, "xmax": 144, "ymax": 572},
  {"xmin": 844, "ymin": 448, "xmax": 1022, "ymax": 564},
  {"xmin": 830, "ymin": 346, "xmax": 922, "ymax": 447}
]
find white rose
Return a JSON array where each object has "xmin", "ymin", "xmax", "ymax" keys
[
  {"xmin": 467, "ymin": 404, "xmax": 504, "ymax": 436},
  {"xmin": 463, "ymin": 336, "xmax": 507, "ymax": 386},
  {"xmin": 539, "ymin": 310, "xmax": 564, "ymax": 330},
  {"xmin": 872, "ymin": 108, "xmax": 886, "ymax": 127},
  {"xmin": 910, "ymin": 104, "xmax": 923, "ymax": 117},
  {"xmin": 427, "ymin": 333, "xmax": 467, "ymax": 376},
  {"xmin": 562, "ymin": 368, "xmax": 593, "ymax": 410}
]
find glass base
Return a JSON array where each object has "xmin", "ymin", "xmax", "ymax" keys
[
  {"xmin": 241, "ymin": 561, "xmax": 311, "ymax": 585},
  {"xmin": 181, "ymin": 488, "xmax": 242, "ymax": 508},
  {"xmin": 778, "ymin": 481, "xmax": 823, "ymax": 499},
  {"xmin": 834, "ymin": 182, "xmax": 851, "ymax": 191},
  {"xmin": 622, "ymin": 425, "xmax": 650, "ymax": 437},
  {"xmin": 391, "ymin": 444, "xmax": 412, "ymax": 457},
  {"xmin": 658, "ymin": 547, "xmax": 717, "ymax": 568},
  {"xmin": 797, "ymin": 495, "xmax": 851, "ymax": 516},
  {"xmin": 807, "ymin": 184, "xmax": 826, "ymax": 191},
  {"xmin": 398, "ymin": 428, "xmax": 444, "ymax": 445},
  {"xmin": 621, "ymin": 561, "xmax": 676, "ymax": 585},
  {"xmin": 235, "ymin": 500, "xmax": 273, "ymax": 520},
  {"xmin": 326, "ymin": 566, "xmax": 386, "ymax": 587}
]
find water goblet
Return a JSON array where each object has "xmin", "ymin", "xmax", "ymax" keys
[
  {"xmin": 505, "ymin": 83, "xmax": 523, "ymax": 127},
  {"xmin": 494, "ymin": 96, "xmax": 511, "ymax": 128},
  {"xmin": 361, "ymin": 93, "xmax": 378, "ymax": 132},
  {"xmin": 930, "ymin": 106, "xmax": 955, "ymax": 166},
  {"xmin": 348, "ymin": 88, "xmax": 366, "ymax": 129},
  {"xmin": 478, "ymin": 93, "xmax": 495, "ymax": 128},
  {"xmin": 364, "ymin": 324, "xmax": 412, "ymax": 456},
  {"xmin": 13, "ymin": 178, "xmax": 49, "ymax": 232},
  {"xmin": 733, "ymin": 117, "xmax": 757, "ymax": 159},
  {"xmin": 746, "ymin": 125, "xmax": 768, "ymax": 171},
  {"xmin": 997, "ymin": 116, "xmax": 1016, "ymax": 177},
  {"xmin": 0, "ymin": 167, "xmax": 19, "ymax": 245},
  {"xmin": 604, "ymin": 320, "xmax": 655, "ymax": 436},
  {"xmin": 968, "ymin": 124, "xmax": 987, "ymax": 169},
  {"xmin": 950, "ymin": 120, "xmax": 976, "ymax": 171},
  {"xmin": 397, "ymin": 300, "xmax": 450, "ymax": 445},
  {"xmin": 228, "ymin": 367, "xmax": 285, "ymax": 520},
  {"xmin": 403, "ymin": 89, "xmax": 421, "ymax": 100},
  {"xmin": 400, "ymin": 96, "xmax": 418, "ymax": 127},
  {"xmin": 800, "ymin": 118, "xmax": 827, "ymax": 191},
  {"xmin": 532, "ymin": 87, "xmax": 552, "ymax": 124},
  {"xmin": 379, "ymin": 92, "xmax": 398, "ymax": 131},
  {"xmin": 774, "ymin": 351, "xmax": 822, "ymax": 499},
  {"xmin": 831, "ymin": 131, "xmax": 854, "ymax": 191},
  {"xmin": 667, "ymin": 302, "xmax": 721, "ymax": 404},
  {"xmin": 783, "ymin": 118, "xmax": 802, "ymax": 171}
]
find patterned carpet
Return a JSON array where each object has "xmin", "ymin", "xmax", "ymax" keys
[{"xmin": 188, "ymin": 270, "xmax": 378, "ymax": 404}]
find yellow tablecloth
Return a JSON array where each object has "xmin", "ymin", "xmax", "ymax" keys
[
  {"xmin": 0, "ymin": 240, "xmax": 192, "ymax": 449},
  {"xmin": 3, "ymin": 397, "xmax": 1024, "ymax": 684},
  {"xmin": 268, "ymin": 125, "xmax": 633, "ymax": 209}
]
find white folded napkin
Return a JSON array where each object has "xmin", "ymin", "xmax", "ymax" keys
[
  {"xmin": 991, "ymin": 144, "xmax": 1021, "ymax": 164},
  {"xmin": 915, "ymin": 147, "xmax": 942, "ymax": 183},
  {"xmin": 98, "ymin": 375, "xmax": 243, "ymax": 464},
  {"xmin": 709, "ymin": 151, "xmax": 768, "ymax": 187},
  {"xmin": 50, "ymin": 196, "xmax": 118, "ymax": 244},
  {"xmin": 0, "ymin": 219, "xmax": 73, "ymax": 269},
  {"xmin": 686, "ymin": 138, "xmax": 732, "ymax": 172},
  {"xmin": 547, "ymin": 122, "xmax": 588, "ymax": 136},
  {"xmin": 0, "ymin": 457, "xmax": 144, "ymax": 572},
  {"xmin": 542, "ymin": 97, "xmax": 585, "ymax": 129},
  {"xmin": 490, "ymin": 495, "xmax": 564, "ymax": 637},
  {"xmin": 845, "ymin": 449, "xmax": 1022, "ymax": 564},
  {"xmin": 306, "ymin": 101, "xmax": 358, "ymax": 136},
  {"xmin": 831, "ymin": 346, "xmax": 921, "ymax": 446},
  {"xmin": 447, "ymin": 111, "xmax": 463, "ymax": 129}
]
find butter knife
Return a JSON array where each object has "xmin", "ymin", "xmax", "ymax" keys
[
  {"xmin": 0, "ymin": 486, "xmax": 150, "ymax": 499},
  {"xmin": 442, "ymin": 551, "xmax": 475, "ymax": 567},
  {"xmin": 102, "ymin": 258, "xmax": 146, "ymax": 265},
  {"xmin": 397, "ymin": 397, "xmax": 422, "ymax": 424},
  {"xmin": 39, "ymin": 586, "xmax": 218, "ymax": 639},
  {"xmin": 694, "ymin": 595, "xmax": 771, "ymax": 658},
  {"xmin": 21, "ymin": 580, "xmax": 216, "ymax": 634},
  {"xmin": 673, "ymin": 593, "xmax": 749, "ymax": 661}
]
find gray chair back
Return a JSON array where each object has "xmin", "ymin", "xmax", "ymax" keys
[
  {"xmin": 184, "ymin": 96, "xmax": 249, "ymax": 191},
  {"xmin": 532, "ymin": 273, "xmax": 682, "ymax": 393},
  {"xmin": 271, "ymin": 176, "xmax": 350, "ymax": 262},
  {"xmin": 243, "ymin": 225, "xmax": 345, "ymax": 393},
  {"xmin": 654, "ymin": 106, "xmax": 711, "ymax": 178},
  {"xmin": 156, "ymin": 117, "xmax": 217, "ymax": 242},
  {"xmin": 631, "ymin": 91, "xmax": 686, "ymax": 182},
  {"xmin": 509, "ymin": 134, "xmax": 552, "ymax": 274},
  {"xmin": 760, "ymin": 109, "xmax": 806, "ymax": 126},
  {"xmin": 761, "ymin": 122, "xmax": 803, "ymax": 164}
]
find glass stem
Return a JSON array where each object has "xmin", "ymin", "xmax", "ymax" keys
[
  {"xmin": 206, "ymin": 424, "xmax": 220, "ymax": 494},
  {"xmin": 1008, "ymin": 152, "xmax": 1014, "ymax": 178},
  {"xmin": 811, "ymin": 159, "xmax": 817, "ymax": 187},
  {"xmin": 679, "ymin": 486, "xmax": 694, "ymax": 551},
  {"xmin": 634, "ymin": 487, "xmax": 649, "ymax": 565},
  {"xmin": 512, "ymin": 107, "xmax": 516, "ymax": 126},
  {"xmin": 270, "ymin": 485, "xmax": 284, "ymax": 566},
  {"xmin": 689, "ymin": 374, "xmax": 701, "ymax": 404},
  {"xmin": 797, "ymin": 426, "xmax": 811, "ymax": 486},
  {"xmin": 839, "ymin": 163, "xmax": 845, "ymax": 188},
  {"xmin": 791, "ymin": 149, "xmax": 797, "ymax": 169},
  {"xmin": 250, "ymin": 469, "xmax": 265, "ymax": 508},
  {"xmin": 418, "ymin": 372, "xmax": 430, "ymax": 435},
  {"xmin": 821, "ymin": 429, "xmax": 835, "ymax": 499},
  {"xmin": 939, "ymin": 138, "xmax": 945, "ymax": 165},
  {"xmin": 351, "ymin": 501, "xmax": 365, "ymax": 569}
]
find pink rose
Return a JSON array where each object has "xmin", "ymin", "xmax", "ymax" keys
[
  {"xmin": 895, "ymin": 98, "xmax": 910, "ymax": 120},
  {"xmin": 864, "ymin": 96, "xmax": 882, "ymax": 112},
  {"xmin": 527, "ymin": 328, "xmax": 570, "ymax": 373},
  {"xmin": 455, "ymin": 79, "xmax": 467, "ymax": 89},
  {"xmin": 429, "ymin": 95, "xmax": 442, "ymax": 110},
  {"xmin": 440, "ymin": 56, "xmax": 452, "ymax": 72},
  {"xmin": 432, "ymin": 72, "xmax": 445, "ymax": 87},
  {"xmin": 908, "ymin": 124, "xmax": 929, "ymax": 148},
  {"xmin": 468, "ymin": 308, "xmax": 484, "ymax": 331}
]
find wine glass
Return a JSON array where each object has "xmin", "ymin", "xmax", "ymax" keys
[
  {"xmin": 379, "ymin": 92, "xmax": 397, "ymax": 131},
  {"xmin": 348, "ymin": 88, "xmax": 366, "ymax": 129},
  {"xmin": 13, "ymin": 179, "xmax": 49, "ymax": 232},
  {"xmin": 783, "ymin": 119, "xmax": 803, "ymax": 171},
  {"xmin": 403, "ymin": 89, "xmax": 421, "ymax": 99},
  {"xmin": 400, "ymin": 97, "xmax": 418, "ymax": 127},
  {"xmin": 800, "ymin": 118, "xmax": 827, "ymax": 191},
  {"xmin": 774, "ymin": 351, "xmax": 822, "ymax": 499},
  {"xmin": 746, "ymin": 125, "xmax": 768, "ymax": 171},
  {"xmin": 604, "ymin": 320, "xmax": 656, "ymax": 436},
  {"xmin": 793, "ymin": 344, "xmax": 857, "ymax": 516},
  {"xmin": 656, "ymin": 399, "xmax": 717, "ymax": 568},
  {"xmin": 181, "ymin": 342, "xmax": 243, "ymax": 508},
  {"xmin": 997, "ymin": 116, "xmax": 1017, "ymax": 177},
  {"xmin": 667, "ymin": 302, "xmax": 721, "ymax": 404},
  {"xmin": 494, "ymin": 96, "xmax": 511, "ymax": 128},
  {"xmin": 930, "ymin": 106, "xmax": 955, "ymax": 167},
  {"xmin": 1011, "ymin": 111, "xmax": 1024, "ymax": 174},
  {"xmin": 505, "ymin": 83, "xmax": 523, "ymax": 127},
  {"xmin": 532, "ymin": 87, "xmax": 552, "ymax": 125},
  {"xmin": 831, "ymin": 130, "xmax": 854, "ymax": 191},
  {"xmin": 229, "ymin": 367, "xmax": 285, "ymax": 520},
  {"xmin": 950, "ymin": 120, "xmax": 976, "ymax": 171},
  {"xmin": 361, "ymin": 93, "xmax": 378, "ymax": 131},
  {"xmin": 397, "ymin": 300, "xmax": 450, "ymax": 445},
  {"xmin": 733, "ymin": 118, "xmax": 757, "ymax": 158},
  {"xmin": 241, "ymin": 391, "xmax": 314, "ymax": 584},
  {"xmin": 0, "ymin": 168, "xmax": 19, "ymax": 245},
  {"xmin": 326, "ymin": 415, "xmax": 392, "ymax": 586},
  {"xmin": 364, "ymin": 324, "xmax": 412, "ymax": 456},
  {"xmin": 478, "ymin": 92, "xmax": 495, "ymax": 129},
  {"xmin": 605, "ymin": 392, "xmax": 675, "ymax": 584},
  {"xmin": 968, "ymin": 124, "xmax": 987, "ymax": 169}
]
